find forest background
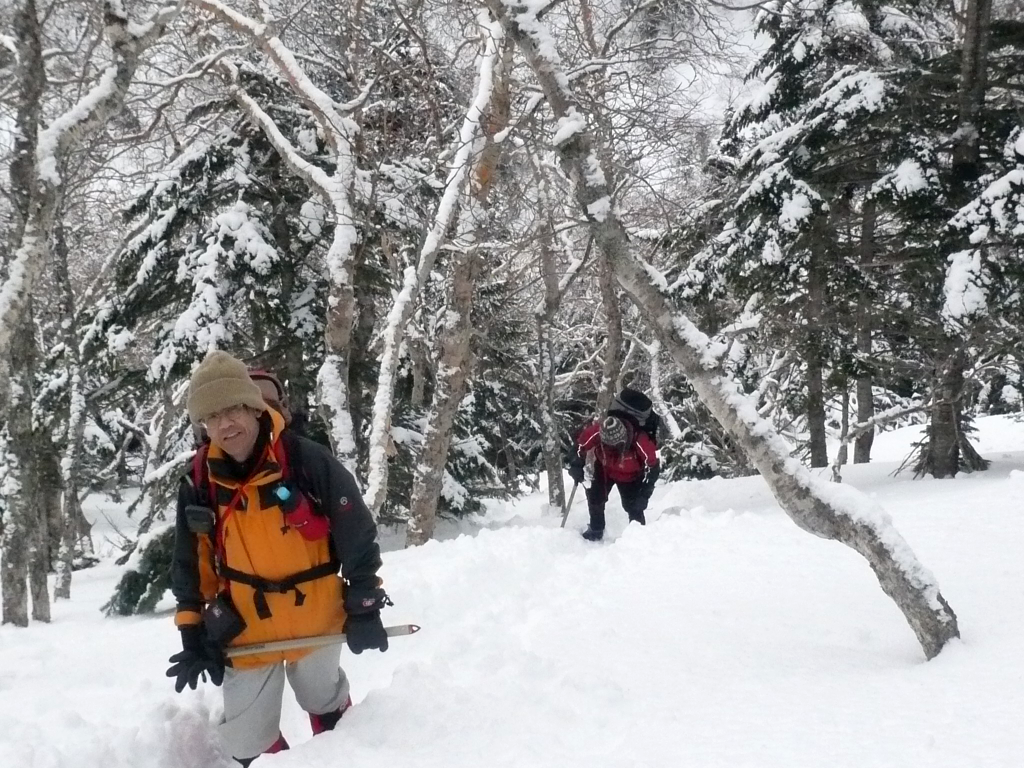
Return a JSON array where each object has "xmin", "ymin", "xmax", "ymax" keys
[{"xmin": 0, "ymin": 0, "xmax": 1022, "ymax": 661}]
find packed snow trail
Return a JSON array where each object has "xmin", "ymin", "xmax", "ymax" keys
[{"xmin": 2, "ymin": 416, "xmax": 1024, "ymax": 767}]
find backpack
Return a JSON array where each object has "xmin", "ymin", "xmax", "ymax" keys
[
  {"xmin": 610, "ymin": 388, "xmax": 660, "ymax": 447},
  {"xmin": 640, "ymin": 412, "xmax": 661, "ymax": 446}
]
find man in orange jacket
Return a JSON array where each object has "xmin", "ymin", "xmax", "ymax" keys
[{"xmin": 167, "ymin": 351, "xmax": 388, "ymax": 766}]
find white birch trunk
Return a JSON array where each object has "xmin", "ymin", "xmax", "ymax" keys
[
  {"xmin": 596, "ymin": 248, "xmax": 622, "ymax": 414},
  {"xmin": 405, "ymin": 14, "xmax": 508, "ymax": 543},
  {"xmin": 489, "ymin": 0, "xmax": 960, "ymax": 659},
  {"xmin": 365, "ymin": 12, "xmax": 506, "ymax": 517},
  {"xmin": 405, "ymin": 235, "xmax": 484, "ymax": 545},
  {"xmin": 1, "ymin": 0, "xmax": 170, "ymax": 622},
  {"xmin": 537, "ymin": 222, "xmax": 566, "ymax": 510},
  {"xmin": 528, "ymin": 154, "xmax": 570, "ymax": 509},
  {"xmin": 2, "ymin": 308, "xmax": 46, "ymax": 626}
]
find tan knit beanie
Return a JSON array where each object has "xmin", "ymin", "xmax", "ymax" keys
[{"xmin": 186, "ymin": 350, "xmax": 267, "ymax": 424}]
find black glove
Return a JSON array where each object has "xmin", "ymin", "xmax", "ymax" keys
[
  {"xmin": 567, "ymin": 462, "xmax": 584, "ymax": 484},
  {"xmin": 166, "ymin": 624, "xmax": 226, "ymax": 693},
  {"xmin": 344, "ymin": 612, "xmax": 389, "ymax": 654},
  {"xmin": 344, "ymin": 585, "xmax": 391, "ymax": 654}
]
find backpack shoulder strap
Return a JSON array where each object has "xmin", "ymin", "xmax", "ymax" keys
[
  {"xmin": 191, "ymin": 443, "xmax": 212, "ymax": 506},
  {"xmin": 273, "ymin": 432, "xmax": 292, "ymax": 481},
  {"xmin": 276, "ymin": 430, "xmax": 322, "ymax": 510}
]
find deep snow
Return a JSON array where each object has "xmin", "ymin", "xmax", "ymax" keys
[{"xmin": 2, "ymin": 415, "xmax": 1024, "ymax": 767}]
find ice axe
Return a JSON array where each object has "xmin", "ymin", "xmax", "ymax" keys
[
  {"xmin": 225, "ymin": 624, "xmax": 421, "ymax": 659},
  {"xmin": 559, "ymin": 482, "xmax": 579, "ymax": 528}
]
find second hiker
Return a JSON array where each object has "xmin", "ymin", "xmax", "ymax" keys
[{"xmin": 568, "ymin": 388, "xmax": 660, "ymax": 541}]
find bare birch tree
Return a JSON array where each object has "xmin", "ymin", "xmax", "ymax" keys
[
  {"xmin": 405, "ymin": 12, "xmax": 509, "ymax": 545},
  {"xmin": 362, "ymin": 11, "xmax": 512, "ymax": 517}
]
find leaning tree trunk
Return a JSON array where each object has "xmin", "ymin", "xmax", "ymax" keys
[
  {"xmin": 197, "ymin": 0, "xmax": 362, "ymax": 464},
  {"xmin": 491, "ymin": 0, "xmax": 959, "ymax": 659}
]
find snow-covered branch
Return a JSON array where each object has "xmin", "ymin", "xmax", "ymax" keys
[{"xmin": 830, "ymin": 401, "xmax": 931, "ymax": 482}]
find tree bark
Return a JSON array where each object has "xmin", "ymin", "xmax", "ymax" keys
[
  {"xmin": 596, "ymin": 248, "xmax": 623, "ymax": 415},
  {"xmin": 806, "ymin": 245, "xmax": 828, "ymax": 468},
  {"xmin": 923, "ymin": 351, "xmax": 967, "ymax": 479},
  {"xmin": 53, "ymin": 223, "xmax": 87, "ymax": 600},
  {"xmin": 30, "ymin": 438, "xmax": 57, "ymax": 622},
  {"xmin": 2, "ymin": 310, "xmax": 43, "ymax": 626},
  {"xmin": 199, "ymin": 0, "xmax": 361, "ymax": 463},
  {"xmin": 2, "ymin": 3, "xmax": 45, "ymax": 626},
  {"xmin": 835, "ymin": 384, "xmax": 850, "ymax": 473},
  {"xmin": 406, "ymin": 244, "xmax": 483, "ymax": 546},
  {"xmin": 491, "ymin": 0, "xmax": 960, "ymax": 659},
  {"xmin": 537, "ymin": 215, "xmax": 566, "ymax": 510},
  {"xmin": 952, "ymin": 0, "xmax": 994, "ymax": 176},
  {"xmin": 0, "ymin": 0, "xmax": 178, "ymax": 424},
  {"xmin": 854, "ymin": 198, "xmax": 877, "ymax": 464}
]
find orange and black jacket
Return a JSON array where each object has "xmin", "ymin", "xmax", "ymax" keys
[{"xmin": 170, "ymin": 409, "xmax": 382, "ymax": 668}]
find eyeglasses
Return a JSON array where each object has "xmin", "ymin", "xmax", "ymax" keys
[{"xmin": 202, "ymin": 405, "xmax": 249, "ymax": 429}]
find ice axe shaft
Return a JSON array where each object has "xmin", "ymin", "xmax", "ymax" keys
[
  {"xmin": 225, "ymin": 624, "xmax": 421, "ymax": 659},
  {"xmin": 560, "ymin": 482, "xmax": 579, "ymax": 528}
]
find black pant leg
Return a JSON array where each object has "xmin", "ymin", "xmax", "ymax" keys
[
  {"xmin": 618, "ymin": 479, "xmax": 648, "ymax": 525},
  {"xmin": 584, "ymin": 465, "xmax": 610, "ymax": 531}
]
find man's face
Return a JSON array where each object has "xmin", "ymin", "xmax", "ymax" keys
[
  {"xmin": 203, "ymin": 405, "xmax": 261, "ymax": 461},
  {"xmin": 255, "ymin": 379, "xmax": 291, "ymax": 424}
]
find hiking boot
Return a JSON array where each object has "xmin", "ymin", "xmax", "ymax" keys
[
  {"xmin": 235, "ymin": 734, "xmax": 288, "ymax": 766},
  {"xmin": 581, "ymin": 526, "xmax": 604, "ymax": 541},
  {"xmin": 310, "ymin": 695, "xmax": 353, "ymax": 735}
]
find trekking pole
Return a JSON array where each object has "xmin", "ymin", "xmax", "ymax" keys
[
  {"xmin": 559, "ymin": 482, "xmax": 579, "ymax": 528},
  {"xmin": 225, "ymin": 624, "xmax": 421, "ymax": 659}
]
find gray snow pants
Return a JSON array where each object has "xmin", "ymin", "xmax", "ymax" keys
[{"xmin": 219, "ymin": 643, "xmax": 351, "ymax": 760}]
